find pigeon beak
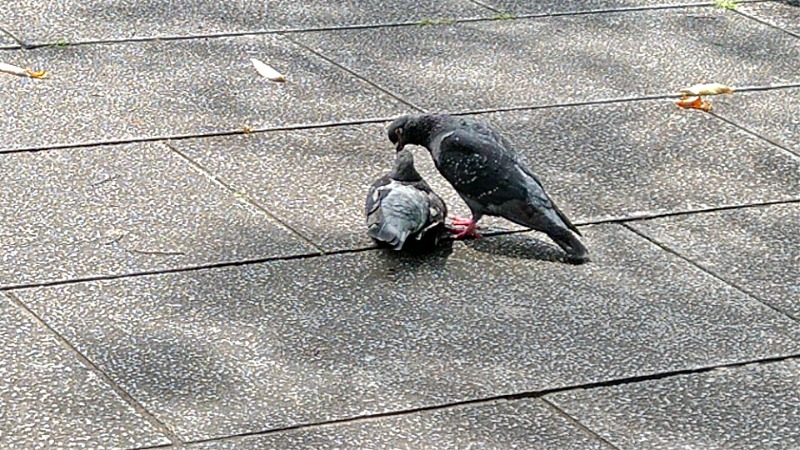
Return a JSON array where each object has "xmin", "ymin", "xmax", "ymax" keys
[{"xmin": 395, "ymin": 141, "xmax": 405, "ymax": 152}]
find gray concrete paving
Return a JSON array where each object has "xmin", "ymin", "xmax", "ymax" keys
[
  {"xmin": 0, "ymin": 143, "xmax": 314, "ymax": 287},
  {"xmin": 548, "ymin": 359, "xmax": 800, "ymax": 450},
  {"xmin": 1, "ymin": 0, "xmax": 493, "ymax": 45},
  {"xmin": 294, "ymin": 7, "xmax": 800, "ymax": 112},
  {"xmin": 2, "ymin": 0, "xmax": 800, "ymax": 448},
  {"xmin": 740, "ymin": 1, "xmax": 800, "ymax": 36},
  {"xmin": 0, "ymin": 295, "xmax": 170, "ymax": 449},
  {"xmin": 182, "ymin": 399, "xmax": 612, "ymax": 449},
  {"xmin": 0, "ymin": 35, "xmax": 406, "ymax": 151},
  {"xmin": 631, "ymin": 203, "xmax": 800, "ymax": 319},
  {"xmin": 12, "ymin": 225, "xmax": 800, "ymax": 441}
]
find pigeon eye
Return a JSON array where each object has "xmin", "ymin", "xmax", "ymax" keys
[{"xmin": 395, "ymin": 128, "xmax": 403, "ymax": 137}]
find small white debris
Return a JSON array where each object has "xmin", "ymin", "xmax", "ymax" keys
[
  {"xmin": 0, "ymin": 62, "xmax": 46, "ymax": 78},
  {"xmin": 250, "ymin": 58, "xmax": 286, "ymax": 82}
]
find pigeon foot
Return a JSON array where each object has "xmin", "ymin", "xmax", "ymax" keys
[
  {"xmin": 452, "ymin": 222, "xmax": 482, "ymax": 240},
  {"xmin": 449, "ymin": 215, "xmax": 474, "ymax": 227}
]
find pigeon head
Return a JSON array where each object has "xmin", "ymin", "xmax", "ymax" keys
[
  {"xmin": 391, "ymin": 148, "xmax": 422, "ymax": 182},
  {"xmin": 387, "ymin": 114, "xmax": 437, "ymax": 152}
]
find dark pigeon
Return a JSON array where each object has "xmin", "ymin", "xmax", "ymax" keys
[
  {"xmin": 387, "ymin": 113, "xmax": 589, "ymax": 264},
  {"xmin": 365, "ymin": 148, "xmax": 448, "ymax": 251}
]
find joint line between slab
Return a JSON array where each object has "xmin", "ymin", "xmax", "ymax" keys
[
  {"xmin": 282, "ymin": 34, "xmax": 425, "ymax": 113},
  {"xmin": 2, "ymin": 291, "xmax": 183, "ymax": 445},
  {"xmin": 622, "ymin": 223, "xmax": 800, "ymax": 322},
  {"xmin": 4, "ymin": 83, "xmax": 800, "ymax": 154},
  {"xmin": 0, "ymin": 200, "xmax": 797, "ymax": 293},
  {"xmin": 164, "ymin": 142, "xmax": 326, "ymax": 254},
  {"xmin": 178, "ymin": 352, "xmax": 800, "ymax": 447},
  {"xmin": 538, "ymin": 398, "xmax": 621, "ymax": 450},
  {"xmin": 5, "ymin": 1, "xmax": 772, "ymax": 50},
  {"xmin": 733, "ymin": 7, "xmax": 800, "ymax": 40},
  {"xmin": 709, "ymin": 112, "xmax": 800, "ymax": 160}
]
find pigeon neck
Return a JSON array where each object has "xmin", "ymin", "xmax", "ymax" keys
[
  {"xmin": 392, "ymin": 163, "xmax": 423, "ymax": 182},
  {"xmin": 412, "ymin": 115, "xmax": 445, "ymax": 148}
]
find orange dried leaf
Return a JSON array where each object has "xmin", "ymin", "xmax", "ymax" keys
[{"xmin": 676, "ymin": 96, "xmax": 713, "ymax": 112}]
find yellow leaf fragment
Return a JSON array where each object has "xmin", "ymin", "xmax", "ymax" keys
[
  {"xmin": 24, "ymin": 68, "xmax": 47, "ymax": 78},
  {"xmin": 250, "ymin": 58, "xmax": 286, "ymax": 82},
  {"xmin": 679, "ymin": 83, "xmax": 733, "ymax": 97}
]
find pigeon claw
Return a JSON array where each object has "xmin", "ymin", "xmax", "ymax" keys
[
  {"xmin": 449, "ymin": 215, "xmax": 474, "ymax": 227},
  {"xmin": 453, "ymin": 225, "xmax": 481, "ymax": 240}
]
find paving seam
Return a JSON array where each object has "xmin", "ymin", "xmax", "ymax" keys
[
  {"xmin": 733, "ymin": 7, "xmax": 800, "ymax": 40},
  {"xmin": 464, "ymin": 0, "xmax": 503, "ymax": 13},
  {"xmin": 2, "ymin": 291, "xmax": 183, "ymax": 445},
  {"xmin": 623, "ymin": 223, "xmax": 800, "ymax": 322},
  {"xmin": 0, "ymin": 25, "xmax": 25, "ymax": 48},
  {"xmin": 1, "ymin": 199, "xmax": 798, "ymax": 292},
  {"xmin": 0, "ymin": 246, "xmax": 378, "ymax": 293},
  {"xmin": 164, "ymin": 142, "xmax": 326, "ymax": 254},
  {"xmin": 161, "ymin": 352, "xmax": 800, "ymax": 448},
  {"xmin": 709, "ymin": 112, "xmax": 800, "ymax": 159},
  {"xmin": 282, "ymin": 34, "xmax": 425, "ymax": 113},
  {"xmin": 5, "ymin": 83, "xmax": 800, "ymax": 155},
  {"xmin": 538, "ymin": 398, "xmax": 621, "ymax": 450},
  {"xmin": 0, "ymin": 1, "xmax": 771, "ymax": 50}
]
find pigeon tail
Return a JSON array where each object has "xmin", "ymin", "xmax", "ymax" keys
[
  {"xmin": 369, "ymin": 223, "xmax": 411, "ymax": 251},
  {"xmin": 548, "ymin": 228, "xmax": 590, "ymax": 264}
]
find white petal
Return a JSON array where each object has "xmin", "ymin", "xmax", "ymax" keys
[
  {"xmin": 250, "ymin": 58, "xmax": 286, "ymax": 82},
  {"xmin": 0, "ymin": 62, "xmax": 29, "ymax": 76}
]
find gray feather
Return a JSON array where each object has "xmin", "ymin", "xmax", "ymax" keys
[{"xmin": 365, "ymin": 149, "xmax": 448, "ymax": 251}]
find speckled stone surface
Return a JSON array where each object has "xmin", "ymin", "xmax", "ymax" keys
[
  {"xmin": 171, "ymin": 123, "xmax": 519, "ymax": 252},
  {"xmin": 0, "ymin": 143, "xmax": 313, "ymax": 287},
  {"xmin": 0, "ymin": 32, "xmax": 18, "ymax": 48},
  {"xmin": 477, "ymin": 0, "xmax": 711, "ymax": 15},
  {"xmin": 740, "ymin": 1, "xmax": 800, "ymax": 36},
  {"xmin": 14, "ymin": 225, "xmax": 800, "ymax": 440},
  {"xmin": 475, "ymin": 103, "xmax": 800, "ymax": 220},
  {"xmin": 295, "ymin": 8, "xmax": 800, "ymax": 111},
  {"xmin": 548, "ymin": 359, "xmax": 800, "ymax": 450},
  {"xmin": 714, "ymin": 87, "xmax": 800, "ymax": 156},
  {"xmin": 630, "ymin": 203, "xmax": 800, "ymax": 319},
  {"xmin": 0, "ymin": 295, "xmax": 170, "ymax": 449},
  {"xmin": 175, "ymin": 101, "xmax": 800, "ymax": 251},
  {"xmin": 0, "ymin": 0, "xmax": 492, "ymax": 44},
  {"xmin": 184, "ymin": 399, "xmax": 610, "ymax": 450},
  {"xmin": 0, "ymin": 35, "xmax": 406, "ymax": 151}
]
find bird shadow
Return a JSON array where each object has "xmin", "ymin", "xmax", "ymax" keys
[{"xmin": 461, "ymin": 232, "xmax": 578, "ymax": 265}]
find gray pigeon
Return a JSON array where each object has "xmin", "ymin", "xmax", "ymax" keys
[
  {"xmin": 387, "ymin": 113, "xmax": 589, "ymax": 263},
  {"xmin": 365, "ymin": 148, "xmax": 448, "ymax": 251}
]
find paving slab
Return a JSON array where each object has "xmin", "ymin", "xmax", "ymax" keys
[
  {"xmin": 0, "ymin": 0, "xmax": 492, "ymax": 45},
  {"xmin": 476, "ymin": 0, "xmax": 711, "ymax": 15},
  {"xmin": 0, "ymin": 31, "xmax": 18, "ymax": 48},
  {"xmin": 740, "ymin": 1, "xmax": 800, "ymax": 37},
  {"xmin": 14, "ymin": 224, "xmax": 800, "ymax": 440},
  {"xmin": 171, "ymin": 123, "xmax": 492, "ymax": 251},
  {"xmin": 0, "ymin": 35, "xmax": 406, "ymax": 151},
  {"xmin": 630, "ymin": 203, "xmax": 800, "ymax": 319},
  {"xmin": 548, "ymin": 359, "xmax": 800, "ymax": 450},
  {"xmin": 0, "ymin": 295, "xmax": 170, "ymax": 449},
  {"xmin": 174, "ymin": 99, "xmax": 800, "ymax": 251},
  {"xmin": 714, "ymin": 87, "xmax": 800, "ymax": 156},
  {"xmin": 183, "ymin": 399, "xmax": 610, "ymax": 450},
  {"xmin": 295, "ymin": 7, "xmax": 800, "ymax": 112},
  {"xmin": 0, "ymin": 142, "xmax": 313, "ymax": 287}
]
